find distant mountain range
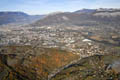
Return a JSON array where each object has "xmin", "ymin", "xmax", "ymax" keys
[
  {"xmin": 0, "ymin": 8, "xmax": 120, "ymax": 26},
  {"xmin": 30, "ymin": 8, "xmax": 120, "ymax": 27},
  {"xmin": 0, "ymin": 12, "xmax": 45, "ymax": 25}
]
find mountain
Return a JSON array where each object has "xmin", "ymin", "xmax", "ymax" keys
[
  {"xmin": 0, "ymin": 12, "xmax": 45, "ymax": 25},
  {"xmin": 30, "ymin": 8, "xmax": 120, "ymax": 27}
]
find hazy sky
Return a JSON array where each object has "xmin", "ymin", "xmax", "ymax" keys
[{"xmin": 0, "ymin": 0, "xmax": 120, "ymax": 15}]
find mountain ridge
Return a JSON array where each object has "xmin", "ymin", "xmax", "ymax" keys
[{"xmin": 0, "ymin": 11, "xmax": 45, "ymax": 25}]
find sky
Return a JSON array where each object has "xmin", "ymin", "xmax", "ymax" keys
[{"xmin": 0, "ymin": 0, "xmax": 120, "ymax": 15}]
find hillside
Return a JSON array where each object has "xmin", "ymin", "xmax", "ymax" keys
[
  {"xmin": 51, "ymin": 54, "xmax": 120, "ymax": 80},
  {"xmin": 0, "ymin": 45, "xmax": 79, "ymax": 80}
]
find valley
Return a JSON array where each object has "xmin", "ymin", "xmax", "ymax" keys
[{"xmin": 0, "ymin": 8, "xmax": 120, "ymax": 80}]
